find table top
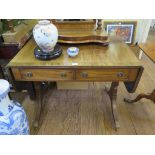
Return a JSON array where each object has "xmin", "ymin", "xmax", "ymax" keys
[
  {"xmin": 139, "ymin": 41, "xmax": 155, "ymax": 63},
  {"xmin": 8, "ymin": 38, "xmax": 141, "ymax": 68}
]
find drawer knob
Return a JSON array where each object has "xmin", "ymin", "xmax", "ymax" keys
[
  {"xmin": 81, "ymin": 72, "xmax": 88, "ymax": 78},
  {"xmin": 25, "ymin": 72, "xmax": 33, "ymax": 77},
  {"xmin": 60, "ymin": 72, "xmax": 67, "ymax": 77},
  {"xmin": 117, "ymin": 72, "xmax": 124, "ymax": 77}
]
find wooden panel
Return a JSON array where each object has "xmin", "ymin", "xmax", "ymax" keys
[
  {"xmin": 128, "ymin": 68, "xmax": 141, "ymax": 81},
  {"xmin": 8, "ymin": 38, "xmax": 142, "ymax": 68},
  {"xmin": 18, "ymin": 69, "xmax": 74, "ymax": 81},
  {"xmin": 76, "ymin": 69, "xmax": 138, "ymax": 81},
  {"xmin": 11, "ymin": 68, "xmax": 22, "ymax": 80},
  {"xmin": 124, "ymin": 67, "xmax": 144, "ymax": 93},
  {"xmin": 139, "ymin": 42, "xmax": 155, "ymax": 63},
  {"xmin": 57, "ymin": 28, "xmax": 109, "ymax": 44},
  {"xmin": 52, "ymin": 20, "xmax": 96, "ymax": 30}
]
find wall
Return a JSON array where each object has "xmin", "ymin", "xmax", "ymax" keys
[{"xmin": 135, "ymin": 19, "xmax": 152, "ymax": 43}]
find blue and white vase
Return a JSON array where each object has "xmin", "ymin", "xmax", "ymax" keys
[{"xmin": 0, "ymin": 79, "xmax": 29, "ymax": 135}]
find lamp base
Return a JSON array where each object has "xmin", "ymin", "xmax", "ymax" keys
[{"xmin": 34, "ymin": 44, "xmax": 62, "ymax": 60}]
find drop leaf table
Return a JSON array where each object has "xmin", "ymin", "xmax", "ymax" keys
[{"xmin": 7, "ymin": 37, "xmax": 143, "ymax": 130}]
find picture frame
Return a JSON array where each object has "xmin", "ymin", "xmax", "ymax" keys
[{"xmin": 104, "ymin": 21, "xmax": 137, "ymax": 45}]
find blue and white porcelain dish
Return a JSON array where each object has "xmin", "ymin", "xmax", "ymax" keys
[
  {"xmin": 0, "ymin": 79, "xmax": 29, "ymax": 135},
  {"xmin": 67, "ymin": 47, "xmax": 79, "ymax": 57}
]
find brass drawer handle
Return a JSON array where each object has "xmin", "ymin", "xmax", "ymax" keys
[
  {"xmin": 24, "ymin": 72, "xmax": 33, "ymax": 77},
  {"xmin": 60, "ymin": 72, "xmax": 67, "ymax": 77},
  {"xmin": 81, "ymin": 72, "xmax": 88, "ymax": 78},
  {"xmin": 117, "ymin": 72, "xmax": 124, "ymax": 77}
]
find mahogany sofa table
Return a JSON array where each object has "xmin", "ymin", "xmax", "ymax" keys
[
  {"xmin": 124, "ymin": 41, "xmax": 155, "ymax": 104},
  {"xmin": 8, "ymin": 38, "xmax": 143, "ymax": 130}
]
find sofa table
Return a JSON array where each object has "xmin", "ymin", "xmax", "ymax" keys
[
  {"xmin": 124, "ymin": 41, "xmax": 155, "ymax": 104},
  {"xmin": 8, "ymin": 38, "xmax": 143, "ymax": 130}
]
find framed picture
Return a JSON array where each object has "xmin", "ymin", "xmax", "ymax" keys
[{"xmin": 104, "ymin": 21, "xmax": 137, "ymax": 44}]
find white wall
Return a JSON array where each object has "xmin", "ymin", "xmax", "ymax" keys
[{"xmin": 135, "ymin": 19, "xmax": 152, "ymax": 43}]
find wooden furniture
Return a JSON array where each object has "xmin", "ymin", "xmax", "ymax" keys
[
  {"xmin": 51, "ymin": 19, "xmax": 109, "ymax": 45},
  {"xmin": 124, "ymin": 40, "xmax": 155, "ymax": 104},
  {"xmin": 8, "ymin": 36, "xmax": 143, "ymax": 130},
  {"xmin": 53, "ymin": 19, "xmax": 108, "ymax": 89},
  {"xmin": 1, "ymin": 20, "xmax": 37, "ymax": 45},
  {"xmin": 0, "ymin": 20, "xmax": 37, "ymax": 93},
  {"xmin": 0, "ymin": 20, "xmax": 37, "ymax": 59},
  {"xmin": 139, "ymin": 42, "xmax": 155, "ymax": 63}
]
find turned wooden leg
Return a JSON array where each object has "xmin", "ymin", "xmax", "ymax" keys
[
  {"xmin": 97, "ymin": 19, "xmax": 102, "ymax": 30},
  {"xmin": 33, "ymin": 82, "xmax": 43, "ymax": 129},
  {"xmin": 107, "ymin": 82, "xmax": 120, "ymax": 130},
  {"xmin": 26, "ymin": 82, "xmax": 36, "ymax": 100},
  {"xmin": 124, "ymin": 89, "xmax": 155, "ymax": 104}
]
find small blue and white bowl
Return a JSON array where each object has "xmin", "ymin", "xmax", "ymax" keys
[{"xmin": 67, "ymin": 47, "xmax": 79, "ymax": 57}]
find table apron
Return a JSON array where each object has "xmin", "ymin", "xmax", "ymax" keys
[{"xmin": 11, "ymin": 67, "xmax": 139, "ymax": 82}]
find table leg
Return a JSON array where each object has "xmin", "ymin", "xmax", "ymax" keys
[
  {"xmin": 33, "ymin": 82, "xmax": 43, "ymax": 128},
  {"xmin": 26, "ymin": 82, "xmax": 36, "ymax": 100},
  {"xmin": 124, "ymin": 89, "xmax": 155, "ymax": 104},
  {"xmin": 107, "ymin": 82, "xmax": 120, "ymax": 130}
]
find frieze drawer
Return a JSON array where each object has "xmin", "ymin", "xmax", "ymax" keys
[
  {"xmin": 11, "ymin": 68, "xmax": 74, "ymax": 81},
  {"xmin": 75, "ymin": 68, "xmax": 138, "ymax": 81}
]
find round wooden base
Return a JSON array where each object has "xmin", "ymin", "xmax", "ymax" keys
[{"xmin": 34, "ymin": 44, "xmax": 62, "ymax": 60}]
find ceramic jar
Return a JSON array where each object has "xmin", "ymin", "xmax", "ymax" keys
[
  {"xmin": 33, "ymin": 20, "xmax": 58, "ymax": 53},
  {"xmin": 0, "ymin": 79, "xmax": 29, "ymax": 135}
]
